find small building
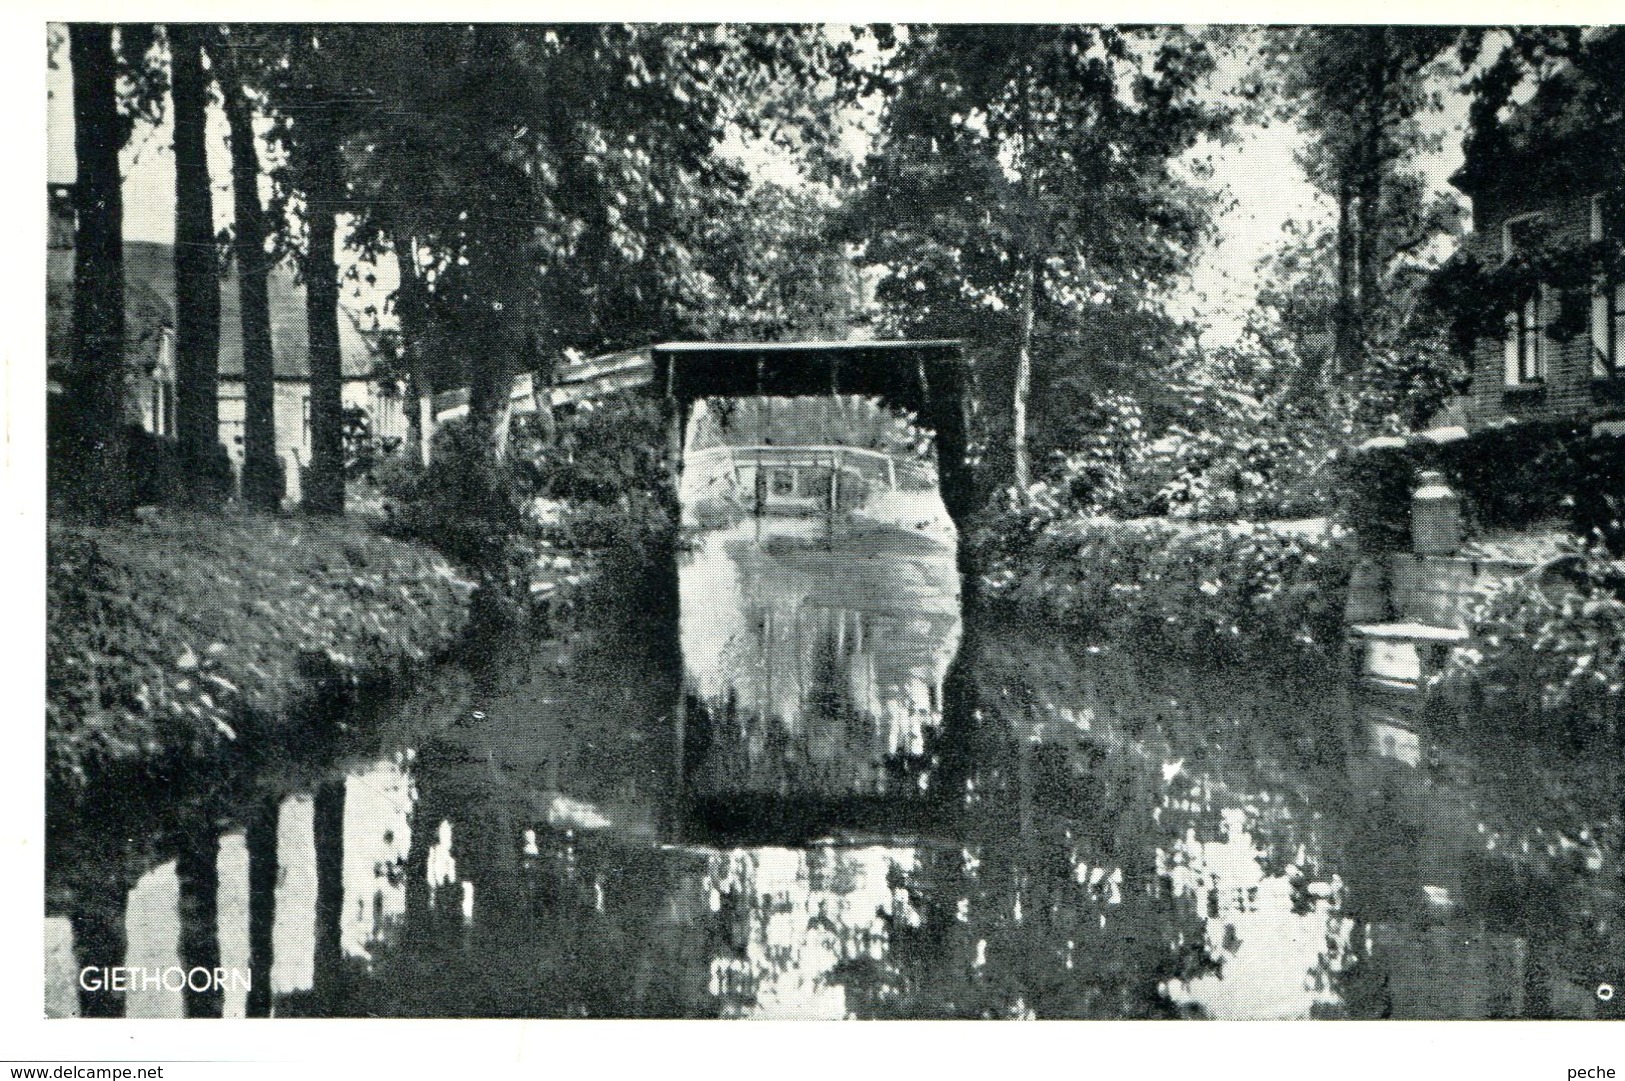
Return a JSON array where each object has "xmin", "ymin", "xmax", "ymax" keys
[
  {"xmin": 1448, "ymin": 29, "xmax": 1624, "ymax": 429},
  {"xmin": 47, "ymin": 183, "xmax": 409, "ymax": 503},
  {"xmin": 47, "ymin": 182, "xmax": 177, "ymax": 438}
]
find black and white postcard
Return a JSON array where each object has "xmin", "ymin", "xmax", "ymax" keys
[{"xmin": 10, "ymin": 7, "xmax": 1624, "ymax": 1079}]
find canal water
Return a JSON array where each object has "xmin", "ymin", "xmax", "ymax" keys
[{"xmin": 45, "ymin": 460, "xmax": 1624, "ymax": 1020}]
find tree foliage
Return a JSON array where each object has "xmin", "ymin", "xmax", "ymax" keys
[
  {"xmin": 849, "ymin": 25, "xmax": 1231, "ymax": 492},
  {"xmin": 1255, "ymin": 27, "xmax": 1469, "ymax": 419},
  {"xmin": 333, "ymin": 25, "xmax": 868, "ymax": 458}
]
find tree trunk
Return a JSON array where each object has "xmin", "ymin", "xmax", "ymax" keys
[
  {"xmin": 64, "ymin": 24, "xmax": 129, "ymax": 524},
  {"xmin": 404, "ymin": 373, "xmax": 424, "ymax": 465},
  {"xmin": 1354, "ymin": 28, "xmax": 1389, "ymax": 365},
  {"xmin": 300, "ymin": 110, "xmax": 345, "ymax": 515},
  {"xmin": 217, "ymin": 58, "xmax": 279, "ymax": 510},
  {"xmin": 1333, "ymin": 178, "xmax": 1358, "ymax": 382},
  {"xmin": 170, "ymin": 25, "xmax": 223, "ymax": 504},
  {"xmin": 392, "ymin": 236, "xmax": 429, "ymax": 465},
  {"xmin": 470, "ymin": 343, "xmax": 518, "ymax": 464},
  {"xmin": 1011, "ymin": 255, "xmax": 1036, "ymax": 494},
  {"xmin": 468, "ymin": 305, "xmax": 519, "ymax": 463}
]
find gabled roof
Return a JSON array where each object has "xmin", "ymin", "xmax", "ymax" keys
[{"xmin": 47, "ymin": 238, "xmax": 380, "ymax": 380}]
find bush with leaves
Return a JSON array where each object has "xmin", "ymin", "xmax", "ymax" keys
[
  {"xmin": 47, "ymin": 511, "xmax": 472, "ymax": 790},
  {"xmin": 386, "ymin": 399, "xmax": 680, "ymax": 620},
  {"xmin": 1334, "ymin": 424, "xmax": 1625, "ymax": 554},
  {"xmin": 1045, "ymin": 392, "xmax": 1156, "ymax": 516},
  {"xmin": 510, "ymin": 396, "xmax": 678, "ymax": 570},
  {"xmin": 979, "ymin": 509, "xmax": 1355, "ymax": 671},
  {"xmin": 1440, "ymin": 539, "xmax": 1625, "ymax": 747},
  {"xmin": 385, "ymin": 418, "xmax": 538, "ymax": 609},
  {"xmin": 1034, "ymin": 383, "xmax": 1349, "ymax": 525}
]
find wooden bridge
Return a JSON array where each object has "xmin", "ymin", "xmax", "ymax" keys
[
  {"xmin": 429, "ymin": 339, "xmax": 975, "ymax": 540},
  {"xmin": 555, "ymin": 339, "xmax": 976, "ymax": 530}
]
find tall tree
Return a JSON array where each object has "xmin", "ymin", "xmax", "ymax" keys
[
  {"xmin": 852, "ymin": 26, "xmax": 1229, "ymax": 493},
  {"xmin": 169, "ymin": 24, "xmax": 223, "ymax": 502},
  {"xmin": 341, "ymin": 25, "xmax": 866, "ymax": 462},
  {"xmin": 209, "ymin": 28, "xmax": 280, "ymax": 510},
  {"xmin": 64, "ymin": 24, "xmax": 129, "ymax": 523},
  {"xmin": 1263, "ymin": 27, "xmax": 1462, "ymax": 386},
  {"xmin": 249, "ymin": 25, "xmax": 386, "ymax": 514},
  {"xmin": 294, "ymin": 97, "xmax": 346, "ymax": 514},
  {"xmin": 1249, "ymin": 174, "xmax": 1467, "ymax": 429}
]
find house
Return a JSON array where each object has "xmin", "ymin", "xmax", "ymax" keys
[
  {"xmin": 1448, "ymin": 28, "xmax": 1624, "ymax": 430},
  {"xmin": 47, "ymin": 183, "xmax": 409, "ymax": 503},
  {"xmin": 47, "ymin": 183, "xmax": 177, "ymax": 439}
]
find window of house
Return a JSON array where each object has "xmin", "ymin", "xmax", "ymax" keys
[
  {"xmin": 1507, "ymin": 292, "xmax": 1547, "ymax": 385},
  {"xmin": 770, "ymin": 469, "xmax": 796, "ymax": 497},
  {"xmin": 1502, "ymin": 213, "xmax": 1548, "ymax": 386},
  {"xmin": 1591, "ymin": 194, "xmax": 1623, "ymax": 379}
]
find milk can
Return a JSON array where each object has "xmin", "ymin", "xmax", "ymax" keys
[{"xmin": 1411, "ymin": 470, "xmax": 1462, "ymax": 556}]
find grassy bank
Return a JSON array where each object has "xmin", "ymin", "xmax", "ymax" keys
[
  {"xmin": 47, "ymin": 509, "xmax": 475, "ymax": 791},
  {"xmin": 977, "ymin": 512, "xmax": 1356, "ymax": 673}
]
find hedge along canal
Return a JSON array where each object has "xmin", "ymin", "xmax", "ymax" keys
[{"xmin": 43, "ymin": 506, "xmax": 667, "ymax": 1017}]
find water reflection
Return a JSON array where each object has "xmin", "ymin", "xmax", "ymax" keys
[
  {"xmin": 341, "ymin": 757, "xmax": 414, "ymax": 959},
  {"xmin": 679, "ymin": 516, "xmax": 960, "ymax": 813},
  {"xmin": 700, "ymin": 845, "xmax": 921, "ymax": 1019},
  {"xmin": 122, "ymin": 860, "xmax": 183, "ymax": 1019},
  {"xmin": 270, "ymin": 793, "xmax": 316, "ymax": 997},
  {"xmin": 45, "ymin": 467, "xmax": 1624, "ymax": 1019},
  {"xmin": 217, "ymin": 832, "xmax": 251, "ymax": 1018}
]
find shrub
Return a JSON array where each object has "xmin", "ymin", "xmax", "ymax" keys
[
  {"xmin": 510, "ymin": 396, "xmax": 678, "ymax": 575},
  {"xmin": 370, "ymin": 450, "xmax": 424, "ymax": 505},
  {"xmin": 47, "ymin": 511, "xmax": 472, "ymax": 789},
  {"xmin": 183, "ymin": 441, "xmax": 236, "ymax": 506},
  {"xmin": 343, "ymin": 405, "xmax": 404, "ymax": 483},
  {"xmin": 1439, "ymin": 539, "xmax": 1625, "ymax": 746},
  {"xmin": 978, "ymin": 510, "xmax": 1355, "ymax": 671},
  {"xmin": 124, "ymin": 428, "xmax": 235, "ymax": 508},
  {"xmin": 1035, "ymin": 390, "xmax": 1347, "ymax": 525},
  {"xmin": 240, "ymin": 452, "xmax": 286, "ymax": 509},
  {"xmin": 384, "ymin": 400, "xmax": 679, "ymax": 620},
  {"xmin": 511, "ymin": 396, "xmax": 672, "ymax": 508},
  {"xmin": 386, "ymin": 418, "xmax": 535, "ymax": 588},
  {"xmin": 1334, "ymin": 423, "xmax": 1625, "ymax": 554},
  {"xmin": 126, "ymin": 425, "xmax": 183, "ymax": 507}
]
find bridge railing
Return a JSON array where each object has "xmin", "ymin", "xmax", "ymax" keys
[{"xmin": 684, "ymin": 445, "xmax": 936, "ymax": 491}]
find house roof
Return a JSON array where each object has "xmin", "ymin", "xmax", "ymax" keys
[{"xmin": 47, "ymin": 238, "xmax": 381, "ymax": 380}]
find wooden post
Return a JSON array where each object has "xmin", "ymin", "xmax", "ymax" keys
[{"xmin": 828, "ymin": 451, "xmax": 839, "ymax": 544}]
